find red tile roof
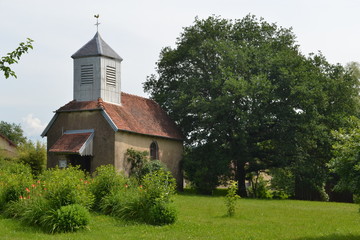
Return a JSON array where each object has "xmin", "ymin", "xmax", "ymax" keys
[
  {"xmin": 49, "ymin": 132, "xmax": 92, "ymax": 154},
  {"xmin": 57, "ymin": 93, "xmax": 184, "ymax": 140}
]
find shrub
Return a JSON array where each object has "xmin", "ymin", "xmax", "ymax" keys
[
  {"xmin": 4, "ymin": 192, "xmax": 50, "ymax": 226},
  {"xmin": 17, "ymin": 141, "xmax": 46, "ymax": 176},
  {"xmin": 141, "ymin": 170, "xmax": 176, "ymax": 203},
  {"xmin": 269, "ymin": 168, "xmax": 294, "ymax": 198},
  {"xmin": 0, "ymin": 162, "xmax": 33, "ymax": 210},
  {"xmin": 90, "ymin": 165, "xmax": 127, "ymax": 211},
  {"xmin": 224, "ymin": 180, "xmax": 240, "ymax": 217},
  {"xmin": 140, "ymin": 160, "xmax": 168, "ymax": 177},
  {"xmin": 41, "ymin": 204, "xmax": 90, "ymax": 233},
  {"xmin": 146, "ymin": 200, "xmax": 177, "ymax": 225},
  {"xmin": 101, "ymin": 188, "xmax": 143, "ymax": 221},
  {"xmin": 40, "ymin": 166, "xmax": 94, "ymax": 209},
  {"xmin": 126, "ymin": 148, "xmax": 149, "ymax": 183},
  {"xmin": 100, "ymin": 170, "xmax": 178, "ymax": 225},
  {"xmin": 247, "ymin": 175, "xmax": 273, "ymax": 199},
  {"xmin": 141, "ymin": 170, "xmax": 177, "ymax": 225},
  {"xmin": 271, "ymin": 190, "xmax": 289, "ymax": 200}
]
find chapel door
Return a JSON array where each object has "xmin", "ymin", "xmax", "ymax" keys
[{"xmin": 68, "ymin": 154, "xmax": 91, "ymax": 172}]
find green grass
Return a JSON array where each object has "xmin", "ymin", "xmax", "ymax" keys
[{"xmin": 0, "ymin": 193, "xmax": 359, "ymax": 240}]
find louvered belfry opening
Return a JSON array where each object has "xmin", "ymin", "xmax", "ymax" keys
[
  {"xmin": 106, "ymin": 65, "xmax": 116, "ymax": 86},
  {"xmin": 81, "ymin": 64, "xmax": 94, "ymax": 84}
]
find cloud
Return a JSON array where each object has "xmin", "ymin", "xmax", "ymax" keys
[{"xmin": 22, "ymin": 114, "xmax": 46, "ymax": 138}]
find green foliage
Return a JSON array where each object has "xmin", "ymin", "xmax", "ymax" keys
[
  {"xmin": 89, "ymin": 165, "xmax": 127, "ymax": 211},
  {"xmin": 330, "ymin": 116, "xmax": 360, "ymax": 196},
  {"xmin": 141, "ymin": 170, "xmax": 177, "ymax": 225},
  {"xmin": 141, "ymin": 170, "xmax": 176, "ymax": 203},
  {"xmin": 269, "ymin": 168, "xmax": 295, "ymax": 198},
  {"xmin": 147, "ymin": 199, "xmax": 177, "ymax": 225},
  {"xmin": 247, "ymin": 175, "xmax": 273, "ymax": 199},
  {"xmin": 100, "ymin": 187, "xmax": 143, "ymax": 221},
  {"xmin": 141, "ymin": 160, "xmax": 168, "ymax": 177},
  {"xmin": 224, "ymin": 180, "xmax": 240, "ymax": 217},
  {"xmin": 17, "ymin": 141, "xmax": 46, "ymax": 176},
  {"xmin": 41, "ymin": 204, "xmax": 90, "ymax": 233},
  {"xmin": 0, "ymin": 38, "xmax": 34, "ymax": 79},
  {"xmin": 0, "ymin": 161, "xmax": 33, "ymax": 210},
  {"xmin": 144, "ymin": 15, "xmax": 360, "ymax": 200},
  {"xmin": 1, "ymin": 165, "xmax": 92, "ymax": 233},
  {"xmin": 40, "ymin": 166, "xmax": 94, "ymax": 210},
  {"xmin": 4, "ymin": 192, "xmax": 50, "ymax": 226},
  {"xmin": 0, "ymin": 121, "xmax": 26, "ymax": 145},
  {"xmin": 183, "ymin": 144, "xmax": 230, "ymax": 195},
  {"xmin": 100, "ymin": 170, "xmax": 177, "ymax": 225},
  {"xmin": 126, "ymin": 148, "xmax": 149, "ymax": 182}
]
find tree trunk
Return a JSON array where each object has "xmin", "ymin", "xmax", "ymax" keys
[{"xmin": 236, "ymin": 160, "xmax": 248, "ymax": 197}]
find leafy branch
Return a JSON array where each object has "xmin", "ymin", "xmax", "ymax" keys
[{"xmin": 0, "ymin": 38, "xmax": 34, "ymax": 79}]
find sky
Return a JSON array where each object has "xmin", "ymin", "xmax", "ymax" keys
[{"xmin": 1, "ymin": 0, "xmax": 360, "ymax": 142}]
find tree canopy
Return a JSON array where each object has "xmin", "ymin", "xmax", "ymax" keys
[
  {"xmin": 0, "ymin": 121, "xmax": 27, "ymax": 145},
  {"xmin": 330, "ymin": 117, "xmax": 360, "ymax": 195},
  {"xmin": 0, "ymin": 38, "xmax": 33, "ymax": 79},
  {"xmin": 144, "ymin": 15, "xmax": 360, "ymax": 198}
]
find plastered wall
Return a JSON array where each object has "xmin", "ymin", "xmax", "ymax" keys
[{"xmin": 115, "ymin": 131, "xmax": 183, "ymax": 189}]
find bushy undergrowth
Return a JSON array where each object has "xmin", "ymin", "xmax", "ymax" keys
[
  {"xmin": 0, "ymin": 165, "xmax": 93, "ymax": 233},
  {"xmin": 41, "ymin": 204, "xmax": 90, "ymax": 233},
  {"xmin": 0, "ymin": 162, "xmax": 178, "ymax": 233},
  {"xmin": 40, "ymin": 166, "xmax": 94, "ymax": 210},
  {"xmin": 89, "ymin": 165, "xmax": 127, "ymax": 211},
  {"xmin": 0, "ymin": 161, "xmax": 33, "ymax": 211},
  {"xmin": 99, "ymin": 169, "xmax": 177, "ymax": 225}
]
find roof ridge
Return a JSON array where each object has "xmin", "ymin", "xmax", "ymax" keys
[{"xmin": 121, "ymin": 92, "xmax": 151, "ymax": 101}]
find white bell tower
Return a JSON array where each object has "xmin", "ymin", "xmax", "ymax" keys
[{"xmin": 71, "ymin": 31, "xmax": 123, "ymax": 105}]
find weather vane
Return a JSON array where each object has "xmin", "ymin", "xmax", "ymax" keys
[{"xmin": 94, "ymin": 14, "xmax": 100, "ymax": 32}]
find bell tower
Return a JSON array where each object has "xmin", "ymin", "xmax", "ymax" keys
[{"xmin": 71, "ymin": 31, "xmax": 122, "ymax": 105}]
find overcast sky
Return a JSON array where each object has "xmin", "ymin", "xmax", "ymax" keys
[{"xmin": 1, "ymin": 0, "xmax": 360, "ymax": 142}]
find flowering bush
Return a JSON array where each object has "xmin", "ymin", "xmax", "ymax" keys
[
  {"xmin": 40, "ymin": 166, "xmax": 94, "ymax": 209},
  {"xmin": 0, "ymin": 163, "xmax": 179, "ymax": 232},
  {"xmin": 3, "ymin": 166, "xmax": 93, "ymax": 233},
  {"xmin": 0, "ymin": 161, "xmax": 33, "ymax": 210}
]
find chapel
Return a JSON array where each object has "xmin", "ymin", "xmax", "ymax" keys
[{"xmin": 41, "ymin": 31, "xmax": 184, "ymax": 188}]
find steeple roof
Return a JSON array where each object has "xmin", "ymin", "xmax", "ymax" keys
[{"xmin": 71, "ymin": 32, "xmax": 122, "ymax": 60}]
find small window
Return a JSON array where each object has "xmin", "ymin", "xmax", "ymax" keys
[
  {"xmin": 81, "ymin": 64, "xmax": 94, "ymax": 84},
  {"xmin": 150, "ymin": 141, "xmax": 159, "ymax": 160},
  {"xmin": 106, "ymin": 65, "xmax": 116, "ymax": 86}
]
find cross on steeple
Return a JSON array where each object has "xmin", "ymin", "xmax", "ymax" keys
[{"xmin": 94, "ymin": 14, "xmax": 100, "ymax": 32}]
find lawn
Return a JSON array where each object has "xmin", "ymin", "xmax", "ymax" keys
[{"xmin": 0, "ymin": 193, "xmax": 359, "ymax": 240}]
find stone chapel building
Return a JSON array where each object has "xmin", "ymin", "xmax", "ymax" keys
[{"xmin": 41, "ymin": 32, "xmax": 184, "ymax": 188}]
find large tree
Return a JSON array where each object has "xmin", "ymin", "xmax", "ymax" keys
[{"xmin": 144, "ymin": 15, "xmax": 359, "ymax": 198}]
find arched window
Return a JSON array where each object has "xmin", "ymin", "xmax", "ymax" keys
[{"xmin": 150, "ymin": 141, "xmax": 159, "ymax": 160}]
